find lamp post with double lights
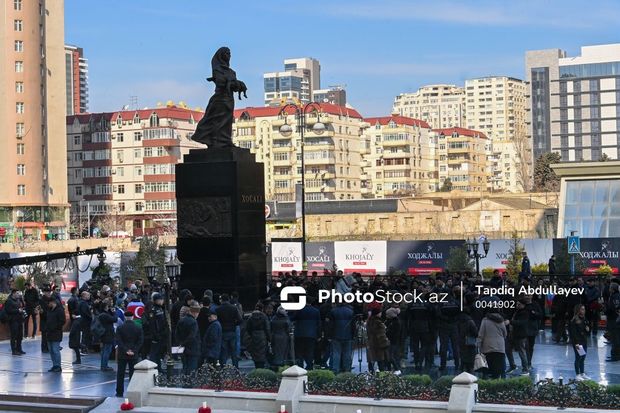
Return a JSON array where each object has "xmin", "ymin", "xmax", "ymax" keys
[
  {"xmin": 466, "ymin": 235, "xmax": 490, "ymax": 277},
  {"xmin": 278, "ymin": 102, "xmax": 327, "ymax": 269}
]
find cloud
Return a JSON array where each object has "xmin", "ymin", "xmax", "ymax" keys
[{"xmin": 321, "ymin": 0, "xmax": 620, "ymax": 28}]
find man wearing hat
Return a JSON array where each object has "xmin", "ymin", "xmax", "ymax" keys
[
  {"xmin": 115, "ymin": 311, "xmax": 143, "ymax": 398},
  {"xmin": 146, "ymin": 293, "xmax": 170, "ymax": 371},
  {"xmin": 201, "ymin": 309, "xmax": 222, "ymax": 366},
  {"xmin": 176, "ymin": 301, "xmax": 202, "ymax": 374}
]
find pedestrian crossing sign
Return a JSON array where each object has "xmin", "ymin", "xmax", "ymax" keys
[{"xmin": 568, "ymin": 236, "xmax": 580, "ymax": 254}]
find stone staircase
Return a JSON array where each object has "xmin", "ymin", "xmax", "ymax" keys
[{"xmin": 0, "ymin": 394, "xmax": 104, "ymax": 413}]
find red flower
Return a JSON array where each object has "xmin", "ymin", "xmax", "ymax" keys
[
  {"xmin": 120, "ymin": 401, "xmax": 135, "ymax": 411},
  {"xmin": 198, "ymin": 406, "xmax": 212, "ymax": 413}
]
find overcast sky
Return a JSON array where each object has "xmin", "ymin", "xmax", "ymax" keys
[{"xmin": 66, "ymin": 0, "xmax": 620, "ymax": 116}]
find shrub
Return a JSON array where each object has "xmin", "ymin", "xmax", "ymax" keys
[
  {"xmin": 595, "ymin": 265, "xmax": 614, "ymax": 275},
  {"xmin": 246, "ymin": 368, "xmax": 278, "ymax": 385},
  {"xmin": 13, "ymin": 275, "xmax": 26, "ymax": 291},
  {"xmin": 433, "ymin": 375, "xmax": 455, "ymax": 396},
  {"xmin": 532, "ymin": 263, "xmax": 549, "ymax": 275},
  {"xmin": 481, "ymin": 267, "xmax": 495, "ymax": 278},
  {"xmin": 307, "ymin": 369, "xmax": 335, "ymax": 387},
  {"xmin": 333, "ymin": 372, "xmax": 357, "ymax": 384},
  {"xmin": 276, "ymin": 365, "xmax": 291, "ymax": 376},
  {"xmin": 402, "ymin": 374, "xmax": 432, "ymax": 387},
  {"xmin": 607, "ymin": 384, "xmax": 620, "ymax": 397},
  {"xmin": 0, "ymin": 293, "xmax": 8, "ymax": 305}
]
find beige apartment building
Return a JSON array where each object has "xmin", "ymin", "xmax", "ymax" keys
[
  {"xmin": 0, "ymin": 0, "xmax": 69, "ymax": 241},
  {"xmin": 66, "ymin": 106, "xmax": 203, "ymax": 237},
  {"xmin": 392, "ymin": 85, "xmax": 465, "ymax": 129},
  {"xmin": 464, "ymin": 76, "xmax": 528, "ymax": 192},
  {"xmin": 433, "ymin": 127, "xmax": 489, "ymax": 193},
  {"xmin": 233, "ymin": 103, "xmax": 364, "ymax": 201},
  {"xmin": 359, "ymin": 116, "xmax": 434, "ymax": 198}
]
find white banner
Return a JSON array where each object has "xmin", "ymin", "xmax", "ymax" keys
[
  {"xmin": 271, "ymin": 242, "xmax": 303, "ymax": 273},
  {"xmin": 334, "ymin": 241, "xmax": 387, "ymax": 274}
]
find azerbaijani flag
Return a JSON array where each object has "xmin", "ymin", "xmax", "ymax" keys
[{"xmin": 127, "ymin": 301, "xmax": 145, "ymax": 325}]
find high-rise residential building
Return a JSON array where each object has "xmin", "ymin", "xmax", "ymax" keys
[
  {"xmin": 66, "ymin": 106, "xmax": 203, "ymax": 237},
  {"xmin": 526, "ymin": 44, "xmax": 620, "ymax": 162},
  {"xmin": 359, "ymin": 116, "xmax": 433, "ymax": 198},
  {"xmin": 233, "ymin": 103, "xmax": 363, "ymax": 201},
  {"xmin": 0, "ymin": 0, "xmax": 69, "ymax": 241},
  {"xmin": 392, "ymin": 85, "xmax": 465, "ymax": 129},
  {"xmin": 465, "ymin": 76, "xmax": 528, "ymax": 192},
  {"xmin": 432, "ymin": 127, "xmax": 489, "ymax": 193},
  {"xmin": 313, "ymin": 86, "xmax": 347, "ymax": 106},
  {"xmin": 264, "ymin": 57, "xmax": 321, "ymax": 106},
  {"xmin": 65, "ymin": 44, "xmax": 88, "ymax": 115}
]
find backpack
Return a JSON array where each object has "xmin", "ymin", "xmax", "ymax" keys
[{"xmin": 91, "ymin": 315, "xmax": 105, "ymax": 342}]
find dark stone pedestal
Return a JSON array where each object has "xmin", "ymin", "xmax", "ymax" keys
[{"xmin": 176, "ymin": 147, "xmax": 266, "ymax": 309}]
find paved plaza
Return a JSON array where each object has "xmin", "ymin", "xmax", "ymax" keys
[{"xmin": 1, "ymin": 329, "xmax": 619, "ymax": 402}]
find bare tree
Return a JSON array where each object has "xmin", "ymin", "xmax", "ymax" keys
[{"xmin": 514, "ymin": 132, "xmax": 533, "ymax": 192}]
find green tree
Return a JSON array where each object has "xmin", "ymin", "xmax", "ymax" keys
[
  {"xmin": 440, "ymin": 178, "xmax": 453, "ymax": 192},
  {"xmin": 125, "ymin": 235, "xmax": 167, "ymax": 284},
  {"xmin": 445, "ymin": 244, "xmax": 474, "ymax": 273},
  {"xmin": 505, "ymin": 231, "xmax": 525, "ymax": 282},
  {"xmin": 533, "ymin": 152, "xmax": 561, "ymax": 192},
  {"xmin": 555, "ymin": 239, "xmax": 586, "ymax": 275}
]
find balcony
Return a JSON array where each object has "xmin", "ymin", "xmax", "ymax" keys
[
  {"xmin": 382, "ymin": 138, "xmax": 410, "ymax": 147},
  {"xmin": 272, "ymin": 144, "xmax": 292, "ymax": 152},
  {"xmin": 235, "ymin": 120, "xmax": 255, "ymax": 128},
  {"xmin": 273, "ymin": 157, "xmax": 293, "ymax": 167},
  {"xmin": 383, "ymin": 151, "xmax": 411, "ymax": 159},
  {"xmin": 274, "ymin": 186, "xmax": 292, "ymax": 194},
  {"xmin": 383, "ymin": 163, "xmax": 411, "ymax": 171},
  {"xmin": 304, "ymin": 156, "xmax": 335, "ymax": 165}
]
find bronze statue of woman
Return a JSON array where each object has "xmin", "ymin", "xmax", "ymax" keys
[{"xmin": 191, "ymin": 47, "xmax": 247, "ymax": 148}]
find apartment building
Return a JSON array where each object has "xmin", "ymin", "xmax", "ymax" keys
[
  {"xmin": 263, "ymin": 57, "xmax": 321, "ymax": 106},
  {"xmin": 65, "ymin": 44, "xmax": 88, "ymax": 115},
  {"xmin": 526, "ymin": 43, "xmax": 620, "ymax": 162},
  {"xmin": 0, "ymin": 0, "xmax": 69, "ymax": 241},
  {"xmin": 465, "ymin": 76, "xmax": 528, "ymax": 192},
  {"xmin": 433, "ymin": 127, "xmax": 489, "ymax": 193},
  {"xmin": 392, "ymin": 85, "xmax": 465, "ymax": 129},
  {"xmin": 233, "ymin": 103, "xmax": 364, "ymax": 201},
  {"xmin": 66, "ymin": 106, "xmax": 203, "ymax": 237},
  {"xmin": 360, "ymin": 116, "xmax": 433, "ymax": 198}
]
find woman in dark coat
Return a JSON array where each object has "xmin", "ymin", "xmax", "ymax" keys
[
  {"xmin": 69, "ymin": 316, "xmax": 82, "ymax": 364},
  {"xmin": 569, "ymin": 304, "xmax": 590, "ymax": 380},
  {"xmin": 366, "ymin": 308, "xmax": 390, "ymax": 372},
  {"xmin": 245, "ymin": 303, "xmax": 271, "ymax": 368},
  {"xmin": 270, "ymin": 306, "xmax": 291, "ymax": 369},
  {"xmin": 457, "ymin": 308, "xmax": 478, "ymax": 373}
]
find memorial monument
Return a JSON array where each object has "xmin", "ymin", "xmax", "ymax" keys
[{"xmin": 176, "ymin": 47, "xmax": 266, "ymax": 308}]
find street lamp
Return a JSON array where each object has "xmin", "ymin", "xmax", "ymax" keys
[
  {"xmin": 278, "ymin": 102, "xmax": 326, "ymax": 270},
  {"xmin": 466, "ymin": 235, "xmax": 490, "ymax": 276},
  {"xmin": 143, "ymin": 258, "xmax": 157, "ymax": 283},
  {"xmin": 165, "ymin": 255, "xmax": 182, "ymax": 286}
]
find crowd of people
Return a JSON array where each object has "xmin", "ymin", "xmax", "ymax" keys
[{"xmin": 1, "ymin": 266, "xmax": 620, "ymax": 397}]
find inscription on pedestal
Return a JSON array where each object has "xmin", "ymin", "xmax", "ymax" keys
[{"xmin": 177, "ymin": 197, "xmax": 232, "ymax": 238}]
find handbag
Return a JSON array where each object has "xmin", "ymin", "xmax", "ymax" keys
[{"xmin": 474, "ymin": 352, "xmax": 488, "ymax": 371}]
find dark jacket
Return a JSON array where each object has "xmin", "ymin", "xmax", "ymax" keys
[
  {"xmin": 69, "ymin": 318, "xmax": 82, "ymax": 349},
  {"xmin": 270, "ymin": 312, "xmax": 290, "ymax": 366},
  {"xmin": 197, "ymin": 307, "xmax": 211, "ymax": 339},
  {"xmin": 457, "ymin": 312, "xmax": 478, "ymax": 364},
  {"xmin": 385, "ymin": 316, "xmax": 401, "ymax": 344},
  {"xmin": 328, "ymin": 305, "xmax": 355, "ymax": 341},
  {"xmin": 548, "ymin": 258, "xmax": 556, "ymax": 275},
  {"xmin": 175, "ymin": 314, "xmax": 201, "ymax": 357},
  {"xmin": 511, "ymin": 307, "xmax": 529, "ymax": 340},
  {"xmin": 366, "ymin": 315, "xmax": 389, "ymax": 362},
  {"xmin": 202, "ymin": 319, "xmax": 222, "ymax": 360},
  {"xmin": 525, "ymin": 301, "xmax": 542, "ymax": 337},
  {"xmin": 67, "ymin": 294, "xmax": 79, "ymax": 317},
  {"xmin": 245, "ymin": 310, "xmax": 270, "ymax": 363},
  {"xmin": 115, "ymin": 319, "xmax": 143, "ymax": 360},
  {"xmin": 44, "ymin": 304, "xmax": 66, "ymax": 342},
  {"xmin": 24, "ymin": 288, "xmax": 40, "ymax": 311},
  {"xmin": 4, "ymin": 295, "xmax": 24, "ymax": 323},
  {"xmin": 291, "ymin": 305, "xmax": 321, "ymax": 339},
  {"xmin": 569, "ymin": 316, "xmax": 590, "ymax": 346},
  {"xmin": 98, "ymin": 310, "xmax": 118, "ymax": 344},
  {"xmin": 408, "ymin": 299, "xmax": 431, "ymax": 333},
  {"xmin": 216, "ymin": 301, "xmax": 243, "ymax": 333},
  {"xmin": 146, "ymin": 304, "xmax": 170, "ymax": 344},
  {"xmin": 78, "ymin": 299, "xmax": 93, "ymax": 329}
]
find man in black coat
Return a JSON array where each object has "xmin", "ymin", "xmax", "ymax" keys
[
  {"xmin": 146, "ymin": 293, "xmax": 170, "ymax": 372},
  {"xmin": 176, "ymin": 303, "xmax": 202, "ymax": 374},
  {"xmin": 5, "ymin": 289, "xmax": 26, "ymax": 355},
  {"xmin": 39, "ymin": 288, "xmax": 55, "ymax": 353},
  {"xmin": 216, "ymin": 293, "xmax": 242, "ymax": 367},
  {"xmin": 78, "ymin": 291, "xmax": 93, "ymax": 352},
  {"xmin": 115, "ymin": 311, "xmax": 143, "ymax": 398},
  {"xmin": 67, "ymin": 287, "xmax": 80, "ymax": 324},
  {"xmin": 44, "ymin": 297, "xmax": 66, "ymax": 372},
  {"xmin": 23, "ymin": 282, "xmax": 39, "ymax": 339},
  {"xmin": 98, "ymin": 298, "xmax": 118, "ymax": 371}
]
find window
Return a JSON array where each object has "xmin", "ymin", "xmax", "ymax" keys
[
  {"xmin": 134, "ymin": 166, "xmax": 142, "ymax": 176},
  {"xmin": 15, "ymin": 61, "xmax": 23, "ymax": 72},
  {"xmin": 149, "ymin": 113, "xmax": 159, "ymax": 127},
  {"xmin": 16, "ymin": 164, "xmax": 25, "ymax": 175},
  {"xmin": 118, "ymin": 184, "xmax": 125, "ymax": 194},
  {"xmin": 14, "ymin": 20, "xmax": 23, "ymax": 31},
  {"xmin": 135, "ymin": 202, "xmax": 143, "ymax": 212},
  {"xmin": 73, "ymin": 152, "xmax": 82, "ymax": 161},
  {"xmin": 135, "ymin": 184, "xmax": 143, "ymax": 194},
  {"xmin": 16, "ymin": 123, "xmax": 25, "ymax": 137},
  {"xmin": 14, "ymin": 40, "xmax": 23, "ymax": 52},
  {"xmin": 17, "ymin": 185, "xmax": 25, "ymax": 196},
  {"xmin": 73, "ymin": 135, "xmax": 81, "ymax": 145},
  {"xmin": 16, "ymin": 102, "xmax": 24, "ymax": 114},
  {"xmin": 133, "ymin": 148, "xmax": 141, "ymax": 158},
  {"xmin": 14, "ymin": 0, "xmax": 22, "ymax": 10},
  {"xmin": 15, "ymin": 81, "xmax": 24, "ymax": 93},
  {"xmin": 116, "ymin": 167, "xmax": 124, "ymax": 177},
  {"xmin": 17, "ymin": 143, "xmax": 24, "ymax": 155},
  {"xmin": 144, "ymin": 147, "xmax": 152, "ymax": 157},
  {"xmin": 116, "ymin": 133, "xmax": 124, "ymax": 142},
  {"xmin": 75, "ymin": 186, "xmax": 82, "ymax": 196},
  {"xmin": 118, "ymin": 202, "xmax": 125, "ymax": 212}
]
